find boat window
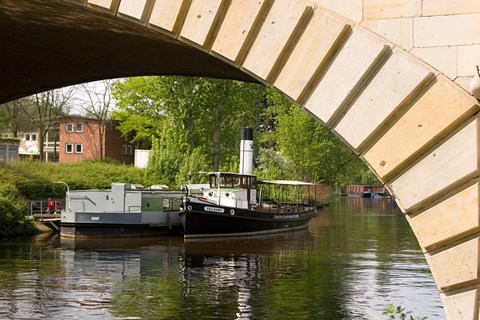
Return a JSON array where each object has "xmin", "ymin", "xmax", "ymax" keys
[
  {"xmin": 220, "ymin": 175, "xmax": 233, "ymax": 188},
  {"xmin": 233, "ymin": 176, "xmax": 240, "ymax": 187},
  {"xmin": 210, "ymin": 175, "xmax": 218, "ymax": 188}
]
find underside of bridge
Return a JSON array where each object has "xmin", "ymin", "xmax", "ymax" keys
[
  {"xmin": 1, "ymin": 1, "xmax": 480, "ymax": 319},
  {"xmin": 0, "ymin": 0, "xmax": 256, "ymax": 104}
]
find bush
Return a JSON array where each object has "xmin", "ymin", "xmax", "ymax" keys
[{"xmin": 0, "ymin": 182, "xmax": 34, "ymax": 236}]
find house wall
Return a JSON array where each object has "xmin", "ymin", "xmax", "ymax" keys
[
  {"xmin": 59, "ymin": 116, "xmax": 102, "ymax": 163},
  {"xmin": 59, "ymin": 116, "xmax": 134, "ymax": 164},
  {"xmin": 104, "ymin": 122, "xmax": 134, "ymax": 164}
]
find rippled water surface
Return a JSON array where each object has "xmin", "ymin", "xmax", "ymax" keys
[{"xmin": 0, "ymin": 197, "xmax": 445, "ymax": 319}]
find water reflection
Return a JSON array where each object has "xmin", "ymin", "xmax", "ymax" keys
[
  {"xmin": 180, "ymin": 231, "xmax": 315, "ymax": 319},
  {"xmin": 0, "ymin": 197, "xmax": 445, "ymax": 319}
]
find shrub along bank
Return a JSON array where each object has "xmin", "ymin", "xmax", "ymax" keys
[{"xmin": 0, "ymin": 160, "xmax": 155, "ymax": 237}]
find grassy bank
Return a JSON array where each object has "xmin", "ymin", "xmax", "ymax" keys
[{"xmin": 0, "ymin": 160, "xmax": 155, "ymax": 237}]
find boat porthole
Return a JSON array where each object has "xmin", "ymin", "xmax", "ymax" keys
[
  {"xmin": 230, "ymin": 209, "xmax": 235, "ymax": 215},
  {"xmin": 225, "ymin": 193, "xmax": 229, "ymax": 197},
  {"xmin": 187, "ymin": 205, "xmax": 192, "ymax": 211},
  {"xmin": 208, "ymin": 192, "xmax": 213, "ymax": 196}
]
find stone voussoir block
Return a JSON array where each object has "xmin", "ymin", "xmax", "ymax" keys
[
  {"xmin": 179, "ymin": 0, "xmax": 223, "ymax": 46},
  {"xmin": 302, "ymin": 27, "xmax": 389, "ymax": 125},
  {"xmin": 149, "ymin": 0, "xmax": 184, "ymax": 33},
  {"xmin": 118, "ymin": 0, "xmax": 147, "ymax": 20},
  {"xmin": 389, "ymin": 118, "xmax": 479, "ymax": 213},
  {"xmin": 87, "ymin": 0, "xmax": 112, "ymax": 9},
  {"xmin": 274, "ymin": 9, "xmax": 351, "ymax": 101},
  {"xmin": 427, "ymin": 237, "xmax": 480, "ymax": 291},
  {"xmin": 211, "ymin": 0, "xmax": 266, "ymax": 63},
  {"xmin": 441, "ymin": 287, "xmax": 479, "ymax": 320},
  {"xmin": 242, "ymin": 0, "xmax": 309, "ymax": 81},
  {"xmin": 363, "ymin": 75, "xmax": 478, "ymax": 180},
  {"xmin": 407, "ymin": 183, "xmax": 480, "ymax": 251},
  {"xmin": 334, "ymin": 48, "xmax": 433, "ymax": 150}
]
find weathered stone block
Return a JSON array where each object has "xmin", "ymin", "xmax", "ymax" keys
[
  {"xmin": 423, "ymin": 0, "xmax": 480, "ymax": 16},
  {"xmin": 88, "ymin": 0, "xmax": 112, "ymax": 9},
  {"xmin": 334, "ymin": 48, "xmax": 433, "ymax": 150},
  {"xmin": 364, "ymin": 0, "xmax": 421, "ymax": 19},
  {"xmin": 274, "ymin": 10, "xmax": 350, "ymax": 101},
  {"xmin": 303, "ymin": 28, "xmax": 388, "ymax": 125},
  {"xmin": 316, "ymin": 0, "xmax": 362, "ymax": 22},
  {"xmin": 149, "ymin": 0, "xmax": 183, "ymax": 32},
  {"xmin": 390, "ymin": 119, "xmax": 479, "ymax": 212},
  {"xmin": 407, "ymin": 183, "xmax": 480, "ymax": 250},
  {"xmin": 414, "ymin": 13, "xmax": 480, "ymax": 47},
  {"xmin": 361, "ymin": 17, "xmax": 413, "ymax": 51},
  {"xmin": 180, "ymin": 0, "xmax": 223, "ymax": 46},
  {"xmin": 458, "ymin": 45, "xmax": 480, "ymax": 77},
  {"xmin": 242, "ymin": 0, "xmax": 307, "ymax": 80},
  {"xmin": 441, "ymin": 288, "xmax": 479, "ymax": 320},
  {"xmin": 427, "ymin": 238, "xmax": 480, "ymax": 290},
  {"xmin": 118, "ymin": 0, "xmax": 147, "ymax": 20},
  {"xmin": 363, "ymin": 76, "xmax": 477, "ymax": 179},
  {"xmin": 211, "ymin": 0, "xmax": 266, "ymax": 62},
  {"xmin": 410, "ymin": 46, "xmax": 457, "ymax": 79}
]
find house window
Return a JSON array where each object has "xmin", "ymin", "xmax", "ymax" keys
[
  {"xmin": 75, "ymin": 144, "xmax": 83, "ymax": 154},
  {"xmin": 66, "ymin": 123, "xmax": 73, "ymax": 132},
  {"xmin": 25, "ymin": 134, "xmax": 30, "ymax": 141},
  {"xmin": 122, "ymin": 144, "xmax": 133, "ymax": 155},
  {"xmin": 76, "ymin": 123, "xmax": 84, "ymax": 132},
  {"xmin": 31, "ymin": 134, "xmax": 37, "ymax": 141},
  {"xmin": 65, "ymin": 143, "xmax": 73, "ymax": 153}
]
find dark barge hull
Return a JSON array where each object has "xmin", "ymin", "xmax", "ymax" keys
[
  {"xmin": 60, "ymin": 223, "xmax": 183, "ymax": 238},
  {"xmin": 180, "ymin": 203, "xmax": 317, "ymax": 239}
]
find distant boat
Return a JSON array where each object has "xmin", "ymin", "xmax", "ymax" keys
[
  {"xmin": 179, "ymin": 128, "xmax": 318, "ymax": 239},
  {"xmin": 60, "ymin": 183, "xmax": 184, "ymax": 238},
  {"xmin": 345, "ymin": 184, "xmax": 390, "ymax": 198}
]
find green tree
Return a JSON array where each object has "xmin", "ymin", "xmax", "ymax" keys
[
  {"xmin": 78, "ymin": 80, "xmax": 115, "ymax": 160},
  {"xmin": 259, "ymin": 90, "xmax": 371, "ymax": 185},
  {"xmin": 112, "ymin": 76, "xmax": 376, "ymax": 188},
  {"xmin": 113, "ymin": 76, "xmax": 265, "ymax": 186},
  {"xmin": 0, "ymin": 98, "xmax": 33, "ymax": 137}
]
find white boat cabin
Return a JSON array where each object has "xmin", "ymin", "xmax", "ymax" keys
[{"xmin": 203, "ymin": 172, "xmax": 257, "ymax": 209}]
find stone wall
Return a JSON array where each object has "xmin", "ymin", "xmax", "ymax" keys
[{"xmin": 316, "ymin": 0, "xmax": 480, "ymax": 92}]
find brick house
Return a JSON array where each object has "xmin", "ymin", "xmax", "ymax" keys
[{"xmin": 59, "ymin": 115, "xmax": 134, "ymax": 164}]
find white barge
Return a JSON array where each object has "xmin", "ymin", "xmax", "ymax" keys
[{"xmin": 60, "ymin": 183, "xmax": 184, "ymax": 238}]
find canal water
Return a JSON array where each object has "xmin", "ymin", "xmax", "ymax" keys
[{"xmin": 0, "ymin": 197, "xmax": 445, "ymax": 319}]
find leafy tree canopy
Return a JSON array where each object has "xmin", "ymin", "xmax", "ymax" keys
[{"xmin": 112, "ymin": 76, "xmax": 378, "ymax": 187}]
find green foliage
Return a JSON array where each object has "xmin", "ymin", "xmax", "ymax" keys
[
  {"xmin": 0, "ymin": 136, "xmax": 20, "ymax": 144},
  {"xmin": 0, "ymin": 181, "xmax": 33, "ymax": 236},
  {"xmin": 112, "ymin": 75, "xmax": 379, "ymax": 188},
  {"xmin": 0, "ymin": 109, "xmax": 6, "ymax": 129},
  {"xmin": 259, "ymin": 90, "xmax": 373, "ymax": 185},
  {"xmin": 3, "ymin": 160, "xmax": 158, "ymax": 195},
  {"xmin": 383, "ymin": 304, "xmax": 427, "ymax": 320},
  {"xmin": 115, "ymin": 76, "xmax": 265, "ymax": 187},
  {"xmin": 254, "ymin": 148, "xmax": 289, "ymax": 180}
]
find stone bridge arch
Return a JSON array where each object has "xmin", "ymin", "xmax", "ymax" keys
[{"xmin": 2, "ymin": 1, "xmax": 480, "ymax": 318}]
